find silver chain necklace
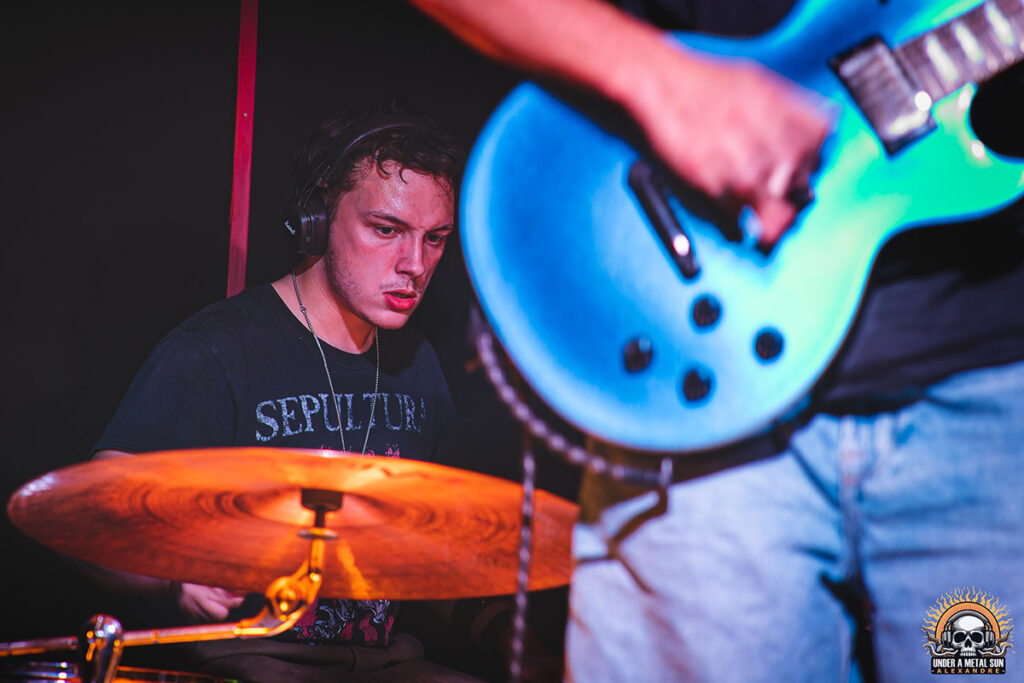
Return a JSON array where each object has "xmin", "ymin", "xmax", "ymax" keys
[{"xmin": 292, "ymin": 270, "xmax": 379, "ymax": 455}]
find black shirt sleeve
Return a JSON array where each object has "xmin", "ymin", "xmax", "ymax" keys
[{"xmin": 93, "ymin": 330, "xmax": 236, "ymax": 455}]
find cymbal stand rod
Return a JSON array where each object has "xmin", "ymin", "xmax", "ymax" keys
[
  {"xmin": 0, "ymin": 546, "xmax": 325, "ymax": 654},
  {"xmin": 122, "ymin": 501, "xmax": 335, "ymax": 645},
  {"xmin": 0, "ymin": 489, "xmax": 342, "ymax": 658},
  {"xmin": 0, "ymin": 635, "xmax": 77, "ymax": 657}
]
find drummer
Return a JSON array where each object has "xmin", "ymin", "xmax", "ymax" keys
[{"xmin": 85, "ymin": 105, "xmax": 500, "ymax": 681}]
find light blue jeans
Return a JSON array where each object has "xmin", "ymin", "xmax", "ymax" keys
[{"xmin": 566, "ymin": 360, "xmax": 1024, "ymax": 682}]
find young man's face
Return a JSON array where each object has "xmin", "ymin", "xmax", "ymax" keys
[{"xmin": 324, "ymin": 159, "xmax": 455, "ymax": 330}]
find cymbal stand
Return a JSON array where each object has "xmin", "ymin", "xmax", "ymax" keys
[{"xmin": 0, "ymin": 488, "xmax": 343, "ymax": 683}]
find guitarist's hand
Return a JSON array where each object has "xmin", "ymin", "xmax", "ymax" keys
[
  {"xmin": 626, "ymin": 51, "xmax": 832, "ymax": 249},
  {"xmin": 410, "ymin": 0, "xmax": 832, "ymax": 249}
]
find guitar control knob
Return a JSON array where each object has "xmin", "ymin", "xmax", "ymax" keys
[
  {"xmin": 754, "ymin": 328, "xmax": 784, "ymax": 362},
  {"xmin": 691, "ymin": 295, "xmax": 721, "ymax": 329},
  {"xmin": 623, "ymin": 337, "xmax": 653, "ymax": 372},
  {"xmin": 682, "ymin": 367, "xmax": 713, "ymax": 403}
]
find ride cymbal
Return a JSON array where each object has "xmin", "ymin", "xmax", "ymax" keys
[{"xmin": 7, "ymin": 448, "xmax": 576, "ymax": 600}]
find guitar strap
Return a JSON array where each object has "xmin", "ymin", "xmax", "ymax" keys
[{"xmin": 471, "ymin": 308, "xmax": 673, "ymax": 489}]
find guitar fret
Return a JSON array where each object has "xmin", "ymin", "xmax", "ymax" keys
[
  {"xmin": 993, "ymin": 0, "xmax": 1024, "ymax": 51},
  {"xmin": 895, "ymin": 1, "xmax": 1024, "ymax": 102},
  {"xmin": 974, "ymin": 4, "xmax": 1017, "ymax": 66},
  {"xmin": 954, "ymin": 6, "xmax": 1014, "ymax": 79},
  {"xmin": 953, "ymin": 19, "xmax": 986, "ymax": 67},
  {"xmin": 940, "ymin": 20, "xmax": 989, "ymax": 86},
  {"xmin": 961, "ymin": 9, "xmax": 1013, "ymax": 73},
  {"xmin": 896, "ymin": 38, "xmax": 946, "ymax": 100},
  {"xmin": 987, "ymin": 0, "xmax": 1024, "ymax": 63},
  {"xmin": 925, "ymin": 31, "xmax": 963, "ymax": 90},
  {"xmin": 985, "ymin": 1, "xmax": 1020, "ymax": 55}
]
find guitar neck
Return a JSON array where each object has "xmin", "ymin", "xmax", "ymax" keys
[{"xmin": 897, "ymin": 0, "xmax": 1024, "ymax": 102}]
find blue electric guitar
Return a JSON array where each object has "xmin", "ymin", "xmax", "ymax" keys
[{"xmin": 461, "ymin": 0, "xmax": 1024, "ymax": 453}]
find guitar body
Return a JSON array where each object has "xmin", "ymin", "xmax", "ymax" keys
[{"xmin": 461, "ymin": 0, "xmax": 1024, "ymax": 453}]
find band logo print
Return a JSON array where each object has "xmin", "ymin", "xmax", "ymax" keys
[{"xmin": 922, "ymin": 587, "xmax": 1014, "ymax": 675}]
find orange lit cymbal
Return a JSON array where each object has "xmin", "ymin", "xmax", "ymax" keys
[{"xmin": 7, "ymin": 448, "xmax": 576, "ymax": 600}]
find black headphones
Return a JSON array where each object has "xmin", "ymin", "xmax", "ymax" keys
[{"xmin": 283, "ymin": 114, "xmax": 431, "ymax": 255}]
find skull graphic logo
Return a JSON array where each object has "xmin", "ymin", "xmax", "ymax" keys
[{"xmin": 948, "ymin": 613, "xmax": 990, "ymax": 657}]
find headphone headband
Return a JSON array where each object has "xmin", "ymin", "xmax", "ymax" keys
[{"xmin": 295, "ymin": 115, "xmax": 433, "ymax": 208}]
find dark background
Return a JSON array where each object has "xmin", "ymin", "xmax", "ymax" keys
[
  {"xmin": 3, "ymin": 0, "xmax": 1024, "ymax": 678},
  {"xmin": 0, "ymin": 0, "xmax": 577, "ymax": 672}
]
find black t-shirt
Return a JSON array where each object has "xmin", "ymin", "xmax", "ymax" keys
[
  {"xmin": 97, "ymin": 283, "xmax": 455, "ymax": 459},
  {"xmin": 94, "ymin": 283, "xmax": 457, "ymax": 646},
  {"xmin": 621, "ymin": 0, "xmax": 1024, "ymax": 408}
]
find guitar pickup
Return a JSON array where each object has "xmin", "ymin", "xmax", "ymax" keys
[{"xmin": 831, "ymin": 36, "xmax": 936, "ymax": 155}]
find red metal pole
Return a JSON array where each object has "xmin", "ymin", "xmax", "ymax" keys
[{"xmin": 226, "ymin": 0, "xmax": 259, "ymax": 297}]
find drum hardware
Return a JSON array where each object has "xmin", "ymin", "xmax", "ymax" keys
[
  {"xmin": 1, "ymin": 448, "xmax": 576, "ymax": 682},
  {"xmin": 78, "ymin": 615, "xmax": 122, "ymax": 683},
  {"xmin": 0, "ymin": 660, "xmax": 228, "ymax": 682},
  {"xmin": 0, "ymin": 485, "xmax": 343, "ymax": 683}
]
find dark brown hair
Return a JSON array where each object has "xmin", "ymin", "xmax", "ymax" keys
[{"xmin": 292, "ymin": 103, "xmax": 465, "ymax": 221}]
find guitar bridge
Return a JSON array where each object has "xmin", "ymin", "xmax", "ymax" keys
[{"xmin": 831, "ymin": 36, "xmax": 936, "ymax": 155}]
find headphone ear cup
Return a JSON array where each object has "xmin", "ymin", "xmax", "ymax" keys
[
  {"xmin": 284, "ymin": 192, "xmax": 330, "ymax": 255},
  {"xmin": 986, "ymin": 627, "xmax": 995, "ymax": 647},
  {"xmin": 942, "ymin": 629, "xmax": 952, "ymax": 647}
]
